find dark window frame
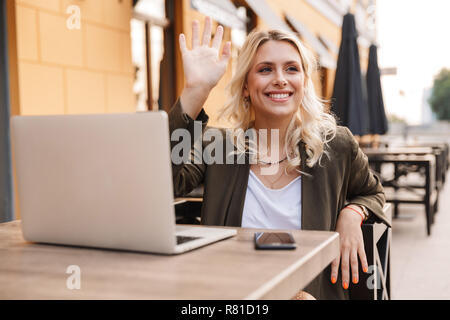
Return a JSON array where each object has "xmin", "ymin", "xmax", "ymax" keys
[{"xmin": 0, "ymin": 0, "xmax": 13, "ymax": 222}]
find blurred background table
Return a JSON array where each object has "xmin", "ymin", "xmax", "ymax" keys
[{"xmin": 365, "ymin": 152, "xmax": 436, "ymax": 235}]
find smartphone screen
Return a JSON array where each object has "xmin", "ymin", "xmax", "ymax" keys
[{"xmin": 254, "ymin": 232, "xmax": 296, "ymax": 250}]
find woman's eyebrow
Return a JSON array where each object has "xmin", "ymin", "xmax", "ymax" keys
[
  {"xmin": 255, "ymin": 61, "xmax": 274, "ymax": 67},
  {"xmin": 284, "ymin": 60, "xmax": 301, "ymax": 65},
  {"xmin": 255, "ymin": 60, "xmax": 301, "ymax": 67}
]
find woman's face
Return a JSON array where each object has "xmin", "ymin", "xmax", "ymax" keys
[{"xmin": 244, "ymin": 40, "xmax": 305, "ymax": 122}]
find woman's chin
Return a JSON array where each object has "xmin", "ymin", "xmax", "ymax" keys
[{"xmin": 259, "ymin": 105, "xmax": 297, "ymax": 120}]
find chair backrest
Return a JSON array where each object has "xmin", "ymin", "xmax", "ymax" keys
[{"xmin": 349, "ymin": 203, "xmax": 392, "ymax": 300}]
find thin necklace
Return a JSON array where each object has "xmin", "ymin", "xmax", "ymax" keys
[
  {"xmin": 262, "ymin": 168, "xmax": 286, "ymax": 189},
  {"xmin": 258, "ymin": 156, "xmax": 288, "ymax": 166}
]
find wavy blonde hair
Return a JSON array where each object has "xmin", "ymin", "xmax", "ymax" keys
[{"xmin": 218, "ymin": 29, "xmax": 337, "ymax": 171}]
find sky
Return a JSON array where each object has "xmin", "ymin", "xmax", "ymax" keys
[{"xmin": 376, "ymin": 0, "xmax": 450, "ymax": 124}]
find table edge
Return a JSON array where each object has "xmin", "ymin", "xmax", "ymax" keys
[{"xmin": 244, "ymin": 232, "xmax": 339, "ymax": 299}]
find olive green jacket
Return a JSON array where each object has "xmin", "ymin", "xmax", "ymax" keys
[{"xmin": 169, "ymin": 99, "xmax": 389, "ymax": 300}]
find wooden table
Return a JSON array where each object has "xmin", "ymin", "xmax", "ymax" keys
[
  {"xmin": 0, "ymin": 221, "xmax": 339, "ymax": 300},
  {"xmin": 363, "ymin": 146, "xmax": 445, "ymax": 191},
  {"xmin": 362, "ymin": 147, "xmax": 434, "ymax": 155},
  {"xmin": 379, "ymin": 143, "xmax": 449, "ymax": 186}
]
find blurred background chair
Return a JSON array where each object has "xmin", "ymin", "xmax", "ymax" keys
[{"xmin": 175, "ymin": 185, "xmax": 204, "ymax": 224}]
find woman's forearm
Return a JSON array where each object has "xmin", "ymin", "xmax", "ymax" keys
[{"xmin": 180, "ymin": 86, "xmax": 211, "ymax": 120}]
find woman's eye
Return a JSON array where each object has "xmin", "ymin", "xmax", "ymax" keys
[
  {"xmin": 257, "ymin": 66, "xmax": 299, "ymax": 73},
  {"xmin": 258, "ymin": 67, "xmax": 271, "ymax": 73}
]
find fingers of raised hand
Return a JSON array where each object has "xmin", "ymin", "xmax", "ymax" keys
[
  {"xmin": 192, "ymin": 17, "xmax": 225, "ymax": 51},
  {"xmin": 202, "ymin": 16, "xmax": 212, "ymax": 46},
  {"xmin": 220, "ymin": 41, "xmax": 231, "ymax": 64},
  {"xmin": 179, "ymin": 33, "xmax": 187, "ymax": 55},
  {"xmin": 192, "ymin": 19, "xmax": 200, "ymax": 48},
  {"xmin": 211, "ymin": 25, "xmax": 223, "ymax": 50}
]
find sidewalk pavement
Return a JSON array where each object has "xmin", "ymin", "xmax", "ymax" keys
[{"xmin": 390, "ymin": 171, "xmax": 450, "ymax": 299}]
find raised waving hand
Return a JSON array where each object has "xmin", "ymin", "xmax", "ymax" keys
[{"xmin": 179, "ymin": 17, "xmax": 231, "ymax": 119}]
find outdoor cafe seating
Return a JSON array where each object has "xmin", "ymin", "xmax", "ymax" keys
[{"xmin": 361, "ymin": 142, "xmax": 449, "ymax": 236}]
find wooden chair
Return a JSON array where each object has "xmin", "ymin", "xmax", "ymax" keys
[{"xmin": 349, "ymin": 204, "xmax": 392, "ymax": 300}]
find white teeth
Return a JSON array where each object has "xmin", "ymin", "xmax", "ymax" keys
[{"xmin": 269, "ymin": 93, "xmax": 289, "ymax": 99}]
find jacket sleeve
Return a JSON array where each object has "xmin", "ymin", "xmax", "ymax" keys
[
  {"xmin": 168, "ymin": 98, "xmax": 208, "ymax": 197},
  {"xmin": 344, "ymin": 127, "xmax": 391, "ymax": 227}
]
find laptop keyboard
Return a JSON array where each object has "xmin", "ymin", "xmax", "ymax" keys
[{"xmin": 176, "ymin": 235, "xmax": 201, "ymax": 245}]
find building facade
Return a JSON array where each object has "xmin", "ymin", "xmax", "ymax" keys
[{"xmin": 8, "ymin": 0, "xmax": 135, "ymax": 117}]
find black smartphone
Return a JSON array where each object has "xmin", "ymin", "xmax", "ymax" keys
[{"xmin": 254, "ymin": 232, "xmax": 296, "ymax": 250}]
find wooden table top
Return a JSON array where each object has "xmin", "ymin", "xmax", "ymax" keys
[
  {"xmin": 0, "ymin": 221, "xmax": 339, "ymax": 300},
  {"xmin": 362, "ymin": 147, "xmax": 434, "ymax": 155},
  {"xmin": 366, "ymin": 153, "xmax": 436, "ymax": 164}
]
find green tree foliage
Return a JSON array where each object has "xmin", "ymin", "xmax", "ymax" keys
[{"xmin": 429, "ymin": 68, "xmax": 450, "ymax": 120}]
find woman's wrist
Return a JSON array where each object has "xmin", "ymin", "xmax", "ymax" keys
[
  {"xmin": 180, "ymin": 86, "xmax": 210, "ymax": 120},
  {"xmin": 343, "ymin": 205, "xmax": 365, "ymax": 226}
]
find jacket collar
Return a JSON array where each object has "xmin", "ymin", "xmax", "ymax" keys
[{"xmin": 299, "ymin": 141, "xmax": 318, "ymax": 230}]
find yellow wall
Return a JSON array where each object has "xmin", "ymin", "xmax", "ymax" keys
[{"xmin": 14, "ymin": 0, "xmax": 135, "ymax": 115}]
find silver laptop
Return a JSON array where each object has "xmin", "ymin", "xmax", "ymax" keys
[{"xmin": 11, "ymin": 111, "xmax": 236, "ymax": 254}]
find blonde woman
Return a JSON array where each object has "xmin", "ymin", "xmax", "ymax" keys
[{"xmin": 169, "ymin": 17, "xmax": 389, "ymax": 300}]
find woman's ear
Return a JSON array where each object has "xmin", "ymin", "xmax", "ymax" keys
[{"xmin": 243, "ymin": 83, "xmax": 249, "ymax": 97}]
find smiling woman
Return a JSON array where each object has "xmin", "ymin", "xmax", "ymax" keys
[{"xmin": 170, "ymin": 17, "xmax": 389, "ymax": 300}]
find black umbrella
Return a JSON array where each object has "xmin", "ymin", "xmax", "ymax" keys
[
  {"xmin": 366, "ymin": 44, "xmax": 388, "ymax": 135},
  {"xmin": 331, "ymin": 13, "xmax": 369, "ymax": 136}
]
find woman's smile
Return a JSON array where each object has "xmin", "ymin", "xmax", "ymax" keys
[{"xmin": 264, "ymin": 90, "xmax": 294, "ymax": 103}]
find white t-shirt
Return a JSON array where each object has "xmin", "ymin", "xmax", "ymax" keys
[{"xmin": 241, "ymin": 170, "xmax": 302, "ymax": 229}]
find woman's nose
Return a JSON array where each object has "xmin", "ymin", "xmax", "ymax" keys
[{"xmin": 273, "ymin": 70, "xmax": 287, "ymax": 87}]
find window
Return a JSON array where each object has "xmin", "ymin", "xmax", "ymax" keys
[{"xmin": 131, "ymin": 0, "xmax": 167, "ymax": 111}]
